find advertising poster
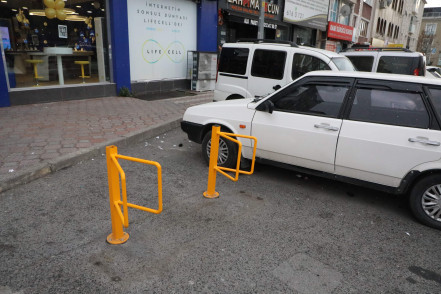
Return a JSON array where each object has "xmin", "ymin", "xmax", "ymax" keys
[
  {"xmin": 283, "ymin": 0, "xmax": 329, "ymax": 31},
  {"xmin": 128, "ymin": 0, "xmax": 197, "ymax": 81}
]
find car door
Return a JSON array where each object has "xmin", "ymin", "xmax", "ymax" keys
[
  {"xmin": 335, "ymin": 80, "xmax": 441, "ymax": 187},
  {"xmin": 251, "ymin": 77, "xmax": 353, "ymax": 173},
  {"xmin": 247, "ymin": 48, "xmax": 288, "ymax": 98}
]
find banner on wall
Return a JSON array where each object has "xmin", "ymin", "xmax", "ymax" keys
[
  {"xmin": 127, "ymin": 0, "xmax": 197, "ymax": 81},
  {"xmin": 283, "ymin": 0, "xmax": 329, "ymax": 31}
]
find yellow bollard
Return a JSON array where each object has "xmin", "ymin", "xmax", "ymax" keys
[
  {"xmin": 105, "ymin": 145, "xmax": 163, "ymax": 245},
  {"xmin": 106, "ymin": 145, "xmax": 129, "ymax": 244},
  {"xmin": 203, "ymin": 126, "xmax": 258, "ymax": 198},
  {"xmin": 203, "ymin": 126, "xmax": 221, "ymax": 198}
]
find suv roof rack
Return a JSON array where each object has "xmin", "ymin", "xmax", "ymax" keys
[
  {"xmin": 236, "ymin": 39, "xmax": 299, "ymax": 48},
  {"xmin": 341, "ymin": 47, "xmax": 413, "ymax": 52}
]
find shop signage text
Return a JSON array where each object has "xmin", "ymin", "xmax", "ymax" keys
[
  {"xmin": 227, "ymin": 0, "xmax": 280, "ymax": 17},
  {"xmin": 283, "ymin": 0, "xmax": 329, "ymax": 31},
  {"xmin": 327, "ymin": 21, "xmax": 353, "ymax": 42},
  {"xmin": 243, "ymin": 18, "xmax": 277, "ymax": 29}
]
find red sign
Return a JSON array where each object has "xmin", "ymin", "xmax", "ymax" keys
[{"xmin": 327, "ymin": 21, "xmax": 353, "ymax": 42}]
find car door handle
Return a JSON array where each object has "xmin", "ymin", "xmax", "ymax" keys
[
  {"xmin": 273, "ymin": 85, "xmax": 281, "ymax": 91},
  {"xmin": 314, "ymin": 123, "xmax": 339, "ymax": 131},
  {"xmin": 408, "ymin": 137, "xmax": 440, "ymax": 146}
]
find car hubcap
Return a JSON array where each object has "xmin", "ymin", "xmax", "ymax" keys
[
  {"xmin": 207, "ymin": 138, "xmax": 229, "ymax": 165},
  {"xmin": 422, "ymin": 184, "xmax": 441, "ymax": 221}
]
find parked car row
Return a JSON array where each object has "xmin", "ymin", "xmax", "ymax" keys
[{"xmin": 182, "ymin": 70, "xmax": 441, "ymax": 230}]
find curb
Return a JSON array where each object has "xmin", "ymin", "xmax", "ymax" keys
[{"xmin": 0, "ymin": 118, "xmax": 182, "ymax": 194}]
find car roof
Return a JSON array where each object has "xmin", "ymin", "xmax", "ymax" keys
[
  {"xmin": 340, "ymin": 50, "xmax": 423, "ymax": 57},
  {"xmin": 303, "ymin": 71, "xmax": 441, "ymax": 86},
  {"xmin": 221, "ymin": 42, "xmax": 343, "ymax": 58}
]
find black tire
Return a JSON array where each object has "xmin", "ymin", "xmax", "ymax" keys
[
  {"xmin": 409, "ymin": 174, "xmax": 441, "ymax": 230},
  {"xmin": 201, "ymin": 130, "xmax": 238, "ymax": 169}
]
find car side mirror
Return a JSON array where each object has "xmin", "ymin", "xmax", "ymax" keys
[{"xmin": 256, "ymin": 100, "xmax": 274, "ymax": 114}]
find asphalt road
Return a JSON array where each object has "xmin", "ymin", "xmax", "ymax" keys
[{"xmin": 1, "ymin": 127, "xmax": 441, "ymax": 294}]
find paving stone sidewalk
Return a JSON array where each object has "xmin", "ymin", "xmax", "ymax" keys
[{"xmin": 0, "ymin": 93, "xmax": 213, "ymax": 192}]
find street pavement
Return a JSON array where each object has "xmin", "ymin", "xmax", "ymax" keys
[{"xmin": 0, "ymin": 93, "xmax": 213, "ymax": 193}]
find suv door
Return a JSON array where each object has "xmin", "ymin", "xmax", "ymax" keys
[
  {"xmin": 252, "ymin": 77, "xmax": 353, "ymax": 173},
  {"xmin": 247, "ymin": 48, "xmax": 288, "ymax": 98},
  {"xmin": 335, "ymin": 80, "xmax": 441, "ymax": 187}
]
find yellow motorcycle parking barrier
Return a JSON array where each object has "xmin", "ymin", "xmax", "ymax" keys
[
  {"xmin": 106, "ymin": 145, "xmax": 162, "ymax": 245},
  {"xmin": 204, "ymin": 125, "xmax": 257, "ymax": 198}
]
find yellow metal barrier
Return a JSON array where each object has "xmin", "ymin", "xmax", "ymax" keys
[
  {"xmin": 204, "ymin": 125, "xmax": 257, "ymax": 198},
  {"xmin": 106, "ymin": 145, "xmax": 163, "ymax": 245}
]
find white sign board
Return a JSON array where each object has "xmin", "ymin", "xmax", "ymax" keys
[
  {"xmin": 58, "ymin": 25, "xmax": 67, "ymax": 39},
  {"xmin": 283, "ymin": 0, "xmax": 329, "ymax": 31},
  {"xmin": 127, "ymin": 0, "xmax": 197, "ymax": 81}
]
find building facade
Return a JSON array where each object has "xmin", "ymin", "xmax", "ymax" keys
[
  {"xmin": 370, "ymin": 0, "xmax": 425, "ymax": 50},
  {"xmin": 418, "ymin": 6, "xmax": 441, "ymax": 66}
]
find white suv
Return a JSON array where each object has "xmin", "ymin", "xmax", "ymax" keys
[
  {"xmin": 182, "ymin": 71, "xmax": 441, "ymax": 230},
  {"xmin": 214, "ymin": 40, "xmax": 355, "ymax": 101},
  {"xmin": 340, "ymin": 47, "xmax": 426, "ymax": 76}
]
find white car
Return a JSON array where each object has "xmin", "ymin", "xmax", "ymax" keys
[
  {"xmin": 182, "ymin": 71, "xmax": 441, "ymax": 230},
  {"xmin": 214, "ymin": 41, "xmax": 355, "ymax": 101}
]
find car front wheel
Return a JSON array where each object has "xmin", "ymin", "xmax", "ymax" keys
[
  {"xmin": 201, "ymin": 130, "xmax": 237, "ymax": 169},
  {"xmin": 409, "ymin": 174, "xmax": 441, "ymax": 230}
]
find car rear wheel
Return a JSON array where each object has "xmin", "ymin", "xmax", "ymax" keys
[
  {"xmin": 201, "ymin": 130, "xmax": 237, "ymax": 168},
  {"xmin": 409, "ymin": 174, "xmax": 441, "ymax": 230}
]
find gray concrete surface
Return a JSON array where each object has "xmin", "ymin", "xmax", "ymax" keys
[
  {"xmin": 1, "ymin": 127, "xmax": 441, "ymax": 294},
  {"xmin": 0, "ymin": 93, "xmax": 212, "ymax": 193}
]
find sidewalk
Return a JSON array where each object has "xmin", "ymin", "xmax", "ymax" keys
[{"xmin": 0, "ymin": 92, "xmax": 213, "ymax": 193}]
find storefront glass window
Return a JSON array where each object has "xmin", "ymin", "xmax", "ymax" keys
[{"xmin": 0, "ymin": 0, "xmax": 110, "ymax": 88}]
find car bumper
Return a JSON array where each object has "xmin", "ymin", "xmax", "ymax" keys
[{"xmin": 181, "ymin": 121, "xmax": 205, "ymax": 144}]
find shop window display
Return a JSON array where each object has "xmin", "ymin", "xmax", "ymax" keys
[{"xmin": 0, "ymin": 0, "xmax": 109, "ymax": 88}]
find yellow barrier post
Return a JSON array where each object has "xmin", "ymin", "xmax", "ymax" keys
[
  {"xmin": 203, "ymin": 126, "xmax": 257, "ymax": 198},
  {"xmin": 106, "ymin": 145, "xmax": 129, "ymax": 244},
  {"xmin": 106, "ymin": 145, "xmax": 163, "ymax": 245},
  {"xmin": 203, "ymin": 125, "xmax": 221, "ymax": 198}
]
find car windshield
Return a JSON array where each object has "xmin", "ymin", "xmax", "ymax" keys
[{"xmin": 331, "ymin": 57, "xmax": 356, "ymax": 71}]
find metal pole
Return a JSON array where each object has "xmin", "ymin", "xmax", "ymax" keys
[
  {"xmin": 204, "ymin": 126, "xmax": 220, "ymax": 198},
  {"xmin": 258, "ymin": 0, "xmax": 265, "ymax": 40}
]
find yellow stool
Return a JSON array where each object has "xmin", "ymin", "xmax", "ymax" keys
[
  {"xmin": 74, "ymin": 61, "xmax": 90, "ymax": 83},
  {"xmin": 25, "ymin": 59, "xmax": 44, "ymax": 86}
]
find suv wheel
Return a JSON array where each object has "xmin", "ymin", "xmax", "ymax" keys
[
  {"xmin": 409, "ymin": 174, "xmax": 441, "ymax": 230},
  {"xmin": 201, "ymin": 130, "xmax": 237, "ymax": 168}
]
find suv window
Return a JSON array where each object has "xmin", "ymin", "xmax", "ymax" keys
[
  {"xmin": 251, "ymin": 49, "xmax": 286, "ymax": 80},
  {"xmin": 273, "ymin": 83, "xmax": 348, "ymax": 117},
  {"xmin": 377, "ymin": 56, "xmax": 422, "ymax": 75},
  {"xmin": 347, "ymin": 56, "xmax": 374, "ymax": 72},
  {"xmin": 218, "ymin": 48, "xmax": 249, "ymax": 75},
  {"xmin": 349, "ymin": 88, "xmax": 429, "ymax": 128},
  {"xmin": 292, "ymin": 54, "xmax": 331, "ymax": 80}
]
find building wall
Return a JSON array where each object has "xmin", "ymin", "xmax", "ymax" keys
[
  {"xmin": 370, "ymin": 0, "xmax": 425, "ymax": 50},
  {"xmin": 418, "ymin": 7, "xmax": 441, "ymax": 66}
]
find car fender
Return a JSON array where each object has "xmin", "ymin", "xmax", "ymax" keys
[{"xmin": 214, "ymin": 82, "xmax": 253, "ymax": 100}]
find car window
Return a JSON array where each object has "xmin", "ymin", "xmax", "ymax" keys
[
  {"xmin": 428, "ymin": 87, "xmax": 441, "ymax": 116},
  {"xmin": 377, "ymin": 56, "xmax": 422, "ymax": 75},
  {"xmin": 346, "ymin": 56, "xmax": 374, "ymax": 72},
  {"xmin": 272, "ymin": 83, "xmax": 348, "ymax": 117},
  {"xmin": 349, "ymin": 88, "xmax": 429, "ymax": 128},
  {"xmin": 331, "ymin": 57, "xmax": 356, "ymax": 71},
  {"xmin": 292, "ymin": 54, "xmax": 331, "ymax": 80},
  {"xmin": 251, "ymin": 49, "xmax": 286, "ymax": 80},
  {"xmin": 218, "ymin": 47, "xmax": 249, "ymax": 75}
]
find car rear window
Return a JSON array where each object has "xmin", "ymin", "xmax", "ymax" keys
[
  {"xmin": 251, "ymin": 49, "xmax": 286, "ymax": 80},
  {"xmin": 377, "ymin": 56, "xmax": 423, "ymax": 76},
  {"xmin": 218, "ymin": 47, "xmax": 249, "ymax": 75},
  {"xmin": 346, "ymin": 56, "xmax": 373, "ymax": 72}
]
